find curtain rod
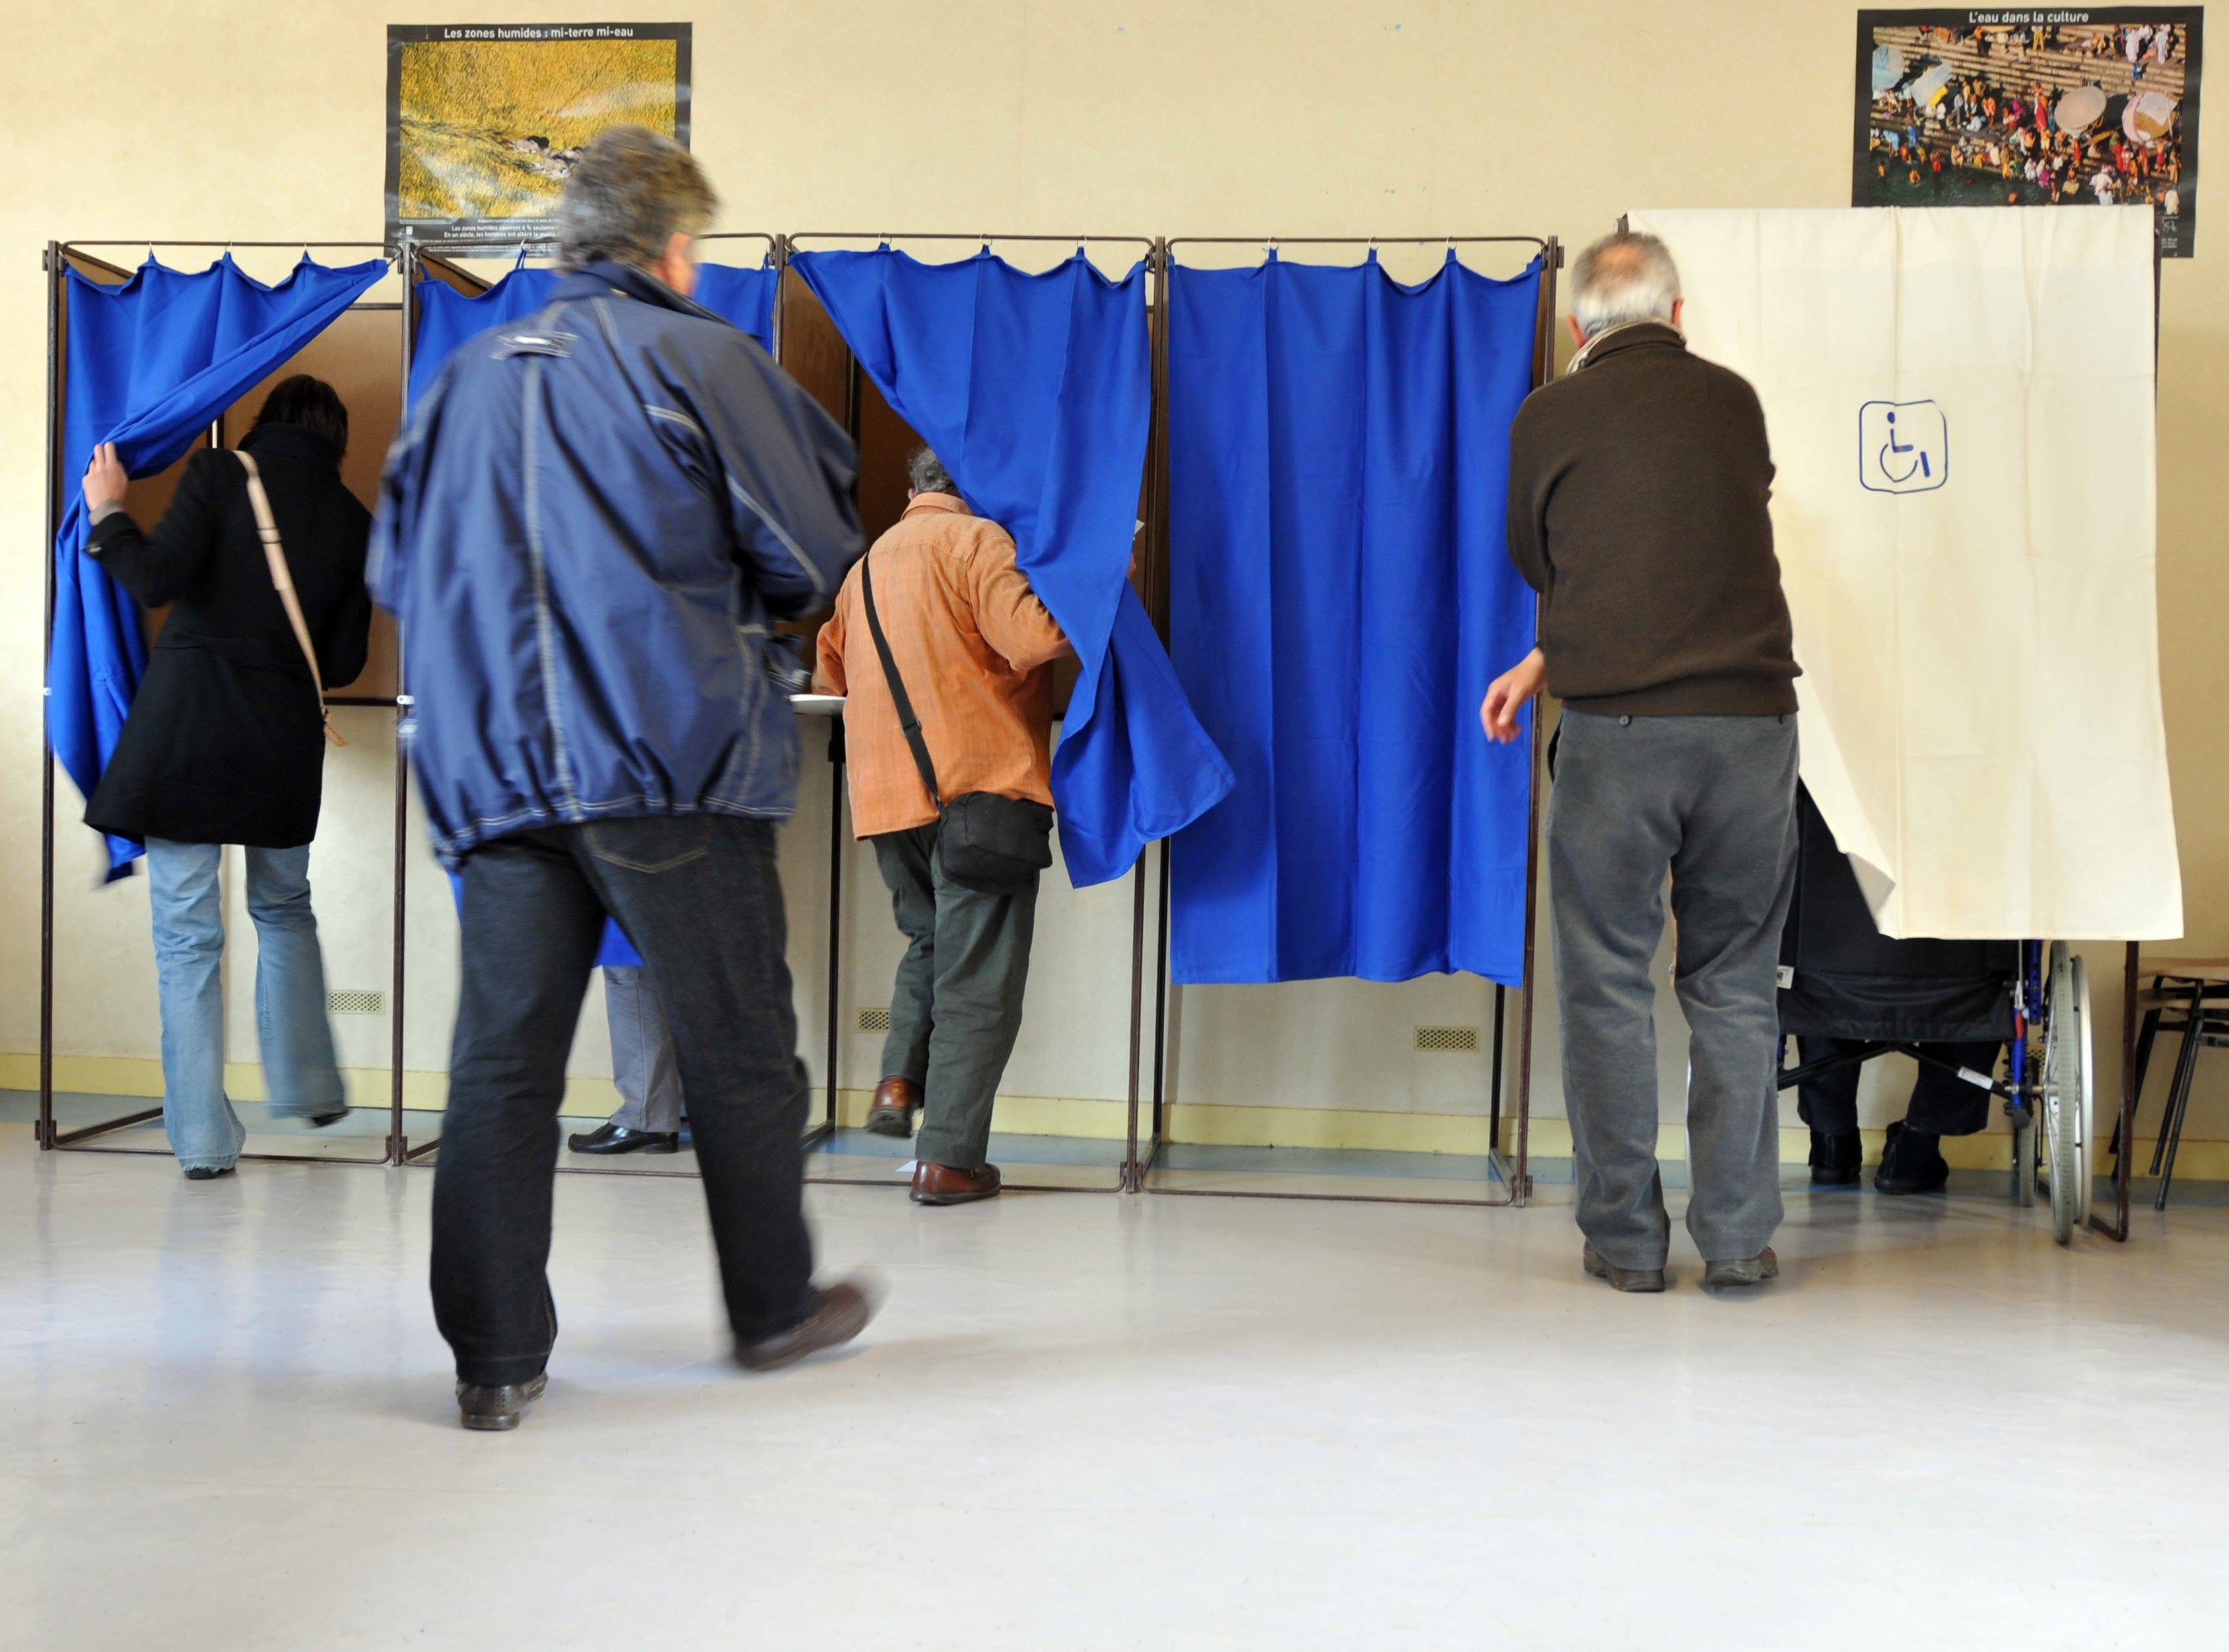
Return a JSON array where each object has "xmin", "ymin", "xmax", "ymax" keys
[
  {"xmin": 60, "ymin": 240, "xmax": 391, "ymax": 250},
  {"xmin": 787, "ymin": 231, "xmax": 1155, "ymax": 249},
  {"xmin": 1167, "ymin": 235, "xmax": 1550, "ymax": 250}
]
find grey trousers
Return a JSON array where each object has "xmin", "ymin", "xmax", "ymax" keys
[
  {"xmin": 605, "ymin": 965, "xmax": 685, "ymax": 1133},
  {"xmin": 1548, "ymin": 710, "xmax": 1799, "ymax": 1270},
  {"xmin": 872, "ymin": 823, "xmax": 1039, "ymax": 1171}
]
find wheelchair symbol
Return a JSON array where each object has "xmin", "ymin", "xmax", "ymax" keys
[{"xmin": 1859, "ymin": 400, "xmax": 1948, "ymax": 495}]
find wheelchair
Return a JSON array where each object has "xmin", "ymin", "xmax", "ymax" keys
[{"xmin": 1776, "ymin": 790, "xmax": 2094, "ymax": 1243}]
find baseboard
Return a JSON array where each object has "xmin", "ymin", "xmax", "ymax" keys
[{"xmin": 9, "ymin": 1052, "xmax": 2224, "ymax": 1179}]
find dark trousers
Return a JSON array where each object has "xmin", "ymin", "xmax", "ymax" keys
[
  {"xmin": 1797, "ymin": 1037, "xmax": 2001, "ymax": 1138},
  {"xmin": 872, "ymin": 823, "xmax": 1039, "ymax": 1171},
  {"xmin": 1548, "ymin": 712, "xmax": 1799, "ymax": 1270},
  {"xmin": 432, "ymin": 816, "xmax": 815, "ymax": 1386}
]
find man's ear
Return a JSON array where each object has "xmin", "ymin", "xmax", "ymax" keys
[
  {"xmin": 1566, "ymin": 314, "xmax": 1586, "ymax": 352},
  {"xmin": 906, "ymin": 487, "xmax": 918, "ymax": 502},
  {"xmin": 1670, "ymin": 296, "xmax": 1685, "ymax": 331}
]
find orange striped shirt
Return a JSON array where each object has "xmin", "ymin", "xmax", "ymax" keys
[{"xmin": 814, "ymin": 493, "xmax": 1072, "ymax": 840}]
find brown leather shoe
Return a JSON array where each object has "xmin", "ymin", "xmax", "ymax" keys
[
  {"xmin": 736, "ymin": 1278, "xmax": 877, "ymax": 1372},
  {"xmin": 864, "ymin": 1076, "xmax": 920, "ymax": 1138},
  {"xmin": 910, "ymin": 1161, "xmax": 1002, "ymax": 1205}
]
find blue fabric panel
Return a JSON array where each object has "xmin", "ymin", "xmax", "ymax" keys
[
  {"xmin": 408, "ymin": 257, "xmax": 777, "ymax": 405},
  {"xmin": 415, "ymin": 256, "xmax": 780, "ymax": 971},
  {"xmin": 1167, "ymin": 252, "xmax": 1540, "ymax": 986},
  {"xmin": 50, "ymin": 253, "xmax": 389, "ymax": 880},
  {"xmin": 794, "ymin": 247, "xmax": 1231, "ymax": 886}
]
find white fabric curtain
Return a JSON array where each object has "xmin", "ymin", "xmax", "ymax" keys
[{"xmin": 1628, "ymin": 206, "xmax": 2179, "ymax": 941}]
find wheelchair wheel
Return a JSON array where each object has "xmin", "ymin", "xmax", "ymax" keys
[{"xmin": 2041, "ymin": 942, "xmax": 2094, "ymax": 1244}]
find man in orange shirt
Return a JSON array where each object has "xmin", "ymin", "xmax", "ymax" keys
[{"xmin": 814, "ymin": 448, "xmax": 1073, "ymax": 1204}]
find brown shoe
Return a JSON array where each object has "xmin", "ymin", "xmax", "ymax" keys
[
  {"xmin": 736, "ymin": 1278, "xmax": 877, "ymax": 1372},
  {"xmin": 1582, "ymin": 1242, "xmax": 1667, "ymax": 1293},
  {"xmin": 1701, "ymin": 1247, "xmax": 1780, "ymax": 1289},
  {"xmin": 865, "ymin": 1076, "xmax": 920, "ymax": 1138},
  {"xmin": 910, "ymin": 1161, "xmax": 1002, "ymax": 1205}
]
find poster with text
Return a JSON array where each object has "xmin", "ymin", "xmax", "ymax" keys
[
  {"xmin": 386, "ymin": 22, "xmax": 692, "ymax": 252},
  {"xmin": 1855, "ymin": 9, "xmax": 2201, "ymax": 256}
]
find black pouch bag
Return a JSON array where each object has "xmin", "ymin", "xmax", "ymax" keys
[{"xmin": 860, "ymin": 553, "xmax": 1054, "ymax": 894}]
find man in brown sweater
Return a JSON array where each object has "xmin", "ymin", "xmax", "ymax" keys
[
  {"xmin": 815, "ymin": 448, "xmax": 1073, "ymax": 1205},
  {"xmin": 1482, "ymin": 230, "xmax": 1800, "ymax": 1295}
]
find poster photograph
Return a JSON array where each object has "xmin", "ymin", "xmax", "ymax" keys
[
  {"xmin": 1854, "ymin": 9, "xmax": 2202, "ymax": 256},
  {"xmin": 385, "ymin": 22, "xmax": 692, "ymax": 251}
]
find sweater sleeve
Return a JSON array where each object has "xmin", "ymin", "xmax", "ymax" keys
[
  {"xmin": 964, "ymin": 525, "xmax": 1072, "ymax": 672},
  {"xmin": 86, "ymin": 448, "xmax": 224, "ymax": 608}
]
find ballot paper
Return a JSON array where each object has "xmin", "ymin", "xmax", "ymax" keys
[{"xmin": 1628, "ymin": 206, "xmax": 2179, "ymax": 940}]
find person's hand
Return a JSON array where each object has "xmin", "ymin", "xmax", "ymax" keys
[
  {"xmin": 1480, "ymin": 647, "xmax": 1546, "ymax": 743},
  {"xmin": 81, "ymin": 442, "xmax": 129, "ymax": 515}
]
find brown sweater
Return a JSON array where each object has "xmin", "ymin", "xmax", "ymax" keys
[{"xmin": 1505, "ymin": 322, "xmax": 1799, "ymax": 717}]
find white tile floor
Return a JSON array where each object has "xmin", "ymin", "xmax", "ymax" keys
[{"xmin": 2, "ymin": 1132, "xmax": 2223, "ymax": 1651}]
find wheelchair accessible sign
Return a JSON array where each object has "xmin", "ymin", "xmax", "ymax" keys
[{"xmin": 1859, "ymin": 400, "xmax": 1947, "ymax": 495}]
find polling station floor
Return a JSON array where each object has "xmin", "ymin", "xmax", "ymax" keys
[{"xmin": 2, "ymin": 1119, "xmax": 2222, "ymax": 1650}]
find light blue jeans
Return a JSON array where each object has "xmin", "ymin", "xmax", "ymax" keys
[{"xmin": 146, "ymin": 839, "xmax": 346, "ymax": 1171}]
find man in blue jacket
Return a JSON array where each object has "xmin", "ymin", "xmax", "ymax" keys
[{"xmin": 373, "ymin": 127, "xmax": 869, "ymax": 1431}]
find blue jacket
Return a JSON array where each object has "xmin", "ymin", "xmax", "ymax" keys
[{"xmin": 371, "ymin": 261, "xmax": 860, "ymax": 866}]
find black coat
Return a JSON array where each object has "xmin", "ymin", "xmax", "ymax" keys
[{"xmin": 85, "ymin": 423, "xmax": 372, "ymax": 849}]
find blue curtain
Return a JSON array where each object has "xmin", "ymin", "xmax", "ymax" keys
[
  {"xmin": 408, "ymin": 254, "xmax": 778, "ymax": 403},
  {"xmin": 50, "ymin": 253, "xmax": 389, "ymax": 880},
  {"xmin": 1167, "ymin": 252, "xmax": 1541, "ymax": 986},
  {"xmin": 415, "ymin": 256, "xmax": 780, "ymax": 971},
  {"xmin": 795, "ymin": 247, "xmax": 1232, "ymax": 887}
]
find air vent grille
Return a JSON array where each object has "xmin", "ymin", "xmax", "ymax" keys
[
  {"xmin": 856, "ymin": 1006, "xmax": 892, "ymax": 1033},
  {"xmin": 329, "ymin": 989, "xmax": 386, "ymax": 1015},
  {"xmin": 1414, "ymin": 1024, "xmax": 1480, "ymax": 1053}
]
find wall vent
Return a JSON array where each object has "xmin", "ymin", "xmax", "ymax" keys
[
  {"xmin": 329, "ymin": 989, "xmax": 386, "ymax": 1015},
  {"xmin": 856, "ymin": 1006, "xmax": 892, "ymax": 1033},
  {"xmin": 1413, "ymin": 1024, "xmax": 1480, "ymax": 1053}
]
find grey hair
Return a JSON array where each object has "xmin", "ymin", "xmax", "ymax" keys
[
  {"xmin": 1570, "ymin": 231, "xmax": 1681, "ymax": 339},
  {"xmin": 553, "ymin": 125, "xmax": 718, "ymax": 271},
  {"xmin": 907, "ymin": 446, "xmax": 959, "ymax": 498}
]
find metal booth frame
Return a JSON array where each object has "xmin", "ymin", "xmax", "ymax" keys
[
  {"xmin": 38, "ymin": 226, "xmax": 1567, "ymax": 1214},
  {"xmin": 1124, "ymin": 234, "xmax": 1563, "ymax": 1207},
  {"xmin": 38, "ymin": 238, "xmax": 407, "ymax": 1170}
]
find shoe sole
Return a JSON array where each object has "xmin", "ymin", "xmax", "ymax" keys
[
  {"xmin": 459, "ymin": 1375, "xmax": 547, "ymax": 1431},
  {"xmin": 1701, "ymin": 1261, "xmax": 1781, "ymax": 1288},
  {"xmin": 864, "ymin": 1111, "xmax": 915, "ymax": 1138},
  {"xmin": 737, "ymin": 1292, "xmax": 873, "ymax": 1372},
  {"xmin": 1582, "ymin": 1255, "xmax": 1666, "ymax": 1293}
]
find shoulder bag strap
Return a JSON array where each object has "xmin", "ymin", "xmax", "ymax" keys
[
  {"xmin": 237, "ymin": 451, "xmax": 345, "ymax": 749},
  {"xmin": 859, "ymin": 552, "xmax": 942, "ymax": 810}
]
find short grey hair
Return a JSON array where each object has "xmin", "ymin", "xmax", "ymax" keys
[
  {"xmin": 553, "ymin": 126, "xmax": 718, "ymax": 271},
  {"xmin": 907, "ymin": 446, "xmax": 959, "ymax": 498},
  {"xmin": 1570, "ymin": 231, "xmax": 1681, "ymax": 339}
]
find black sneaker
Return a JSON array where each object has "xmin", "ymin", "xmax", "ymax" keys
[
  {"xmin": 1875, "ymin": 1120, "xmax": 1950, "ymax": 1195},
  {"xmin": 1808, "ymin": 1129, "xmax": 1863, "ymax": 1187},
  {"xmin": 456, "ymin": 1374, "xmax": 549, "ymax": 1431},
  {"xmin": 182, "ymin": 1165, "xmax": 236, "ymax": 1181}
]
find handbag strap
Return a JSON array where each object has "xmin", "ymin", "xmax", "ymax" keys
[
  {"xmin": 859, "ymin": 553, "xmax": 942, "ymax": 810},
  {"xmin": 237, "ymin": 450, "xmax": 345, "ymax": 749}
]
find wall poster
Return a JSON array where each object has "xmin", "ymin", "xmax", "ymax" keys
[
  {"xmin": 1855, "ymin": 9, "xmax": 2201, "ymax": 256},
  {"xmin": 385, "ymin": 22, "xmax": 692, "ymax": 252}
]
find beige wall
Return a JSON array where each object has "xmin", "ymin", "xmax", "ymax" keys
[{"xmin": 5, "ymin": 1, "xmax": 2224, "ymax": 1157}]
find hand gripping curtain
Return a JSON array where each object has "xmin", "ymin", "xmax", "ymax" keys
[
  {"xmin": 1167, "ymin": 252, "xmax": 1541, "ymax": 985},
  {"xmin": 50, "ymin": 253, "xmax": 389, "ymax": 881},
  {"xmin": 413, "ymin": 254, "xmax": 782, "ymax": 969},
  {"xmin": 409, "ymin": 254, "xmax": 778, "ymax": 403},
  {"xmin": 794, "ymin": 247, "xmax": 1234, "ymax": 887}
]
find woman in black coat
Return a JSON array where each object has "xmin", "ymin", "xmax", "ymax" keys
[{"xmin": 81, "ymin": 376, "xmax": 372, "ymax": 1179}]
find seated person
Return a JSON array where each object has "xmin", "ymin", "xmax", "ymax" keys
[{"xmin": 1781, "ymin": 788, "xmax": 2014, "ymax": 1195}]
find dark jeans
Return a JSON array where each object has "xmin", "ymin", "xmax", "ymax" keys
[
  {"xmin": 872, "ymin": 823, "xmax": 1039, "ymax": 1171},
  {"xmin": 432, "ymin": 816, "xmax": 815, "ymax": 1386},
  {"xmin": 1797, "ymin": 1037, "xmax": 2001, "ymax": 1138}
]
